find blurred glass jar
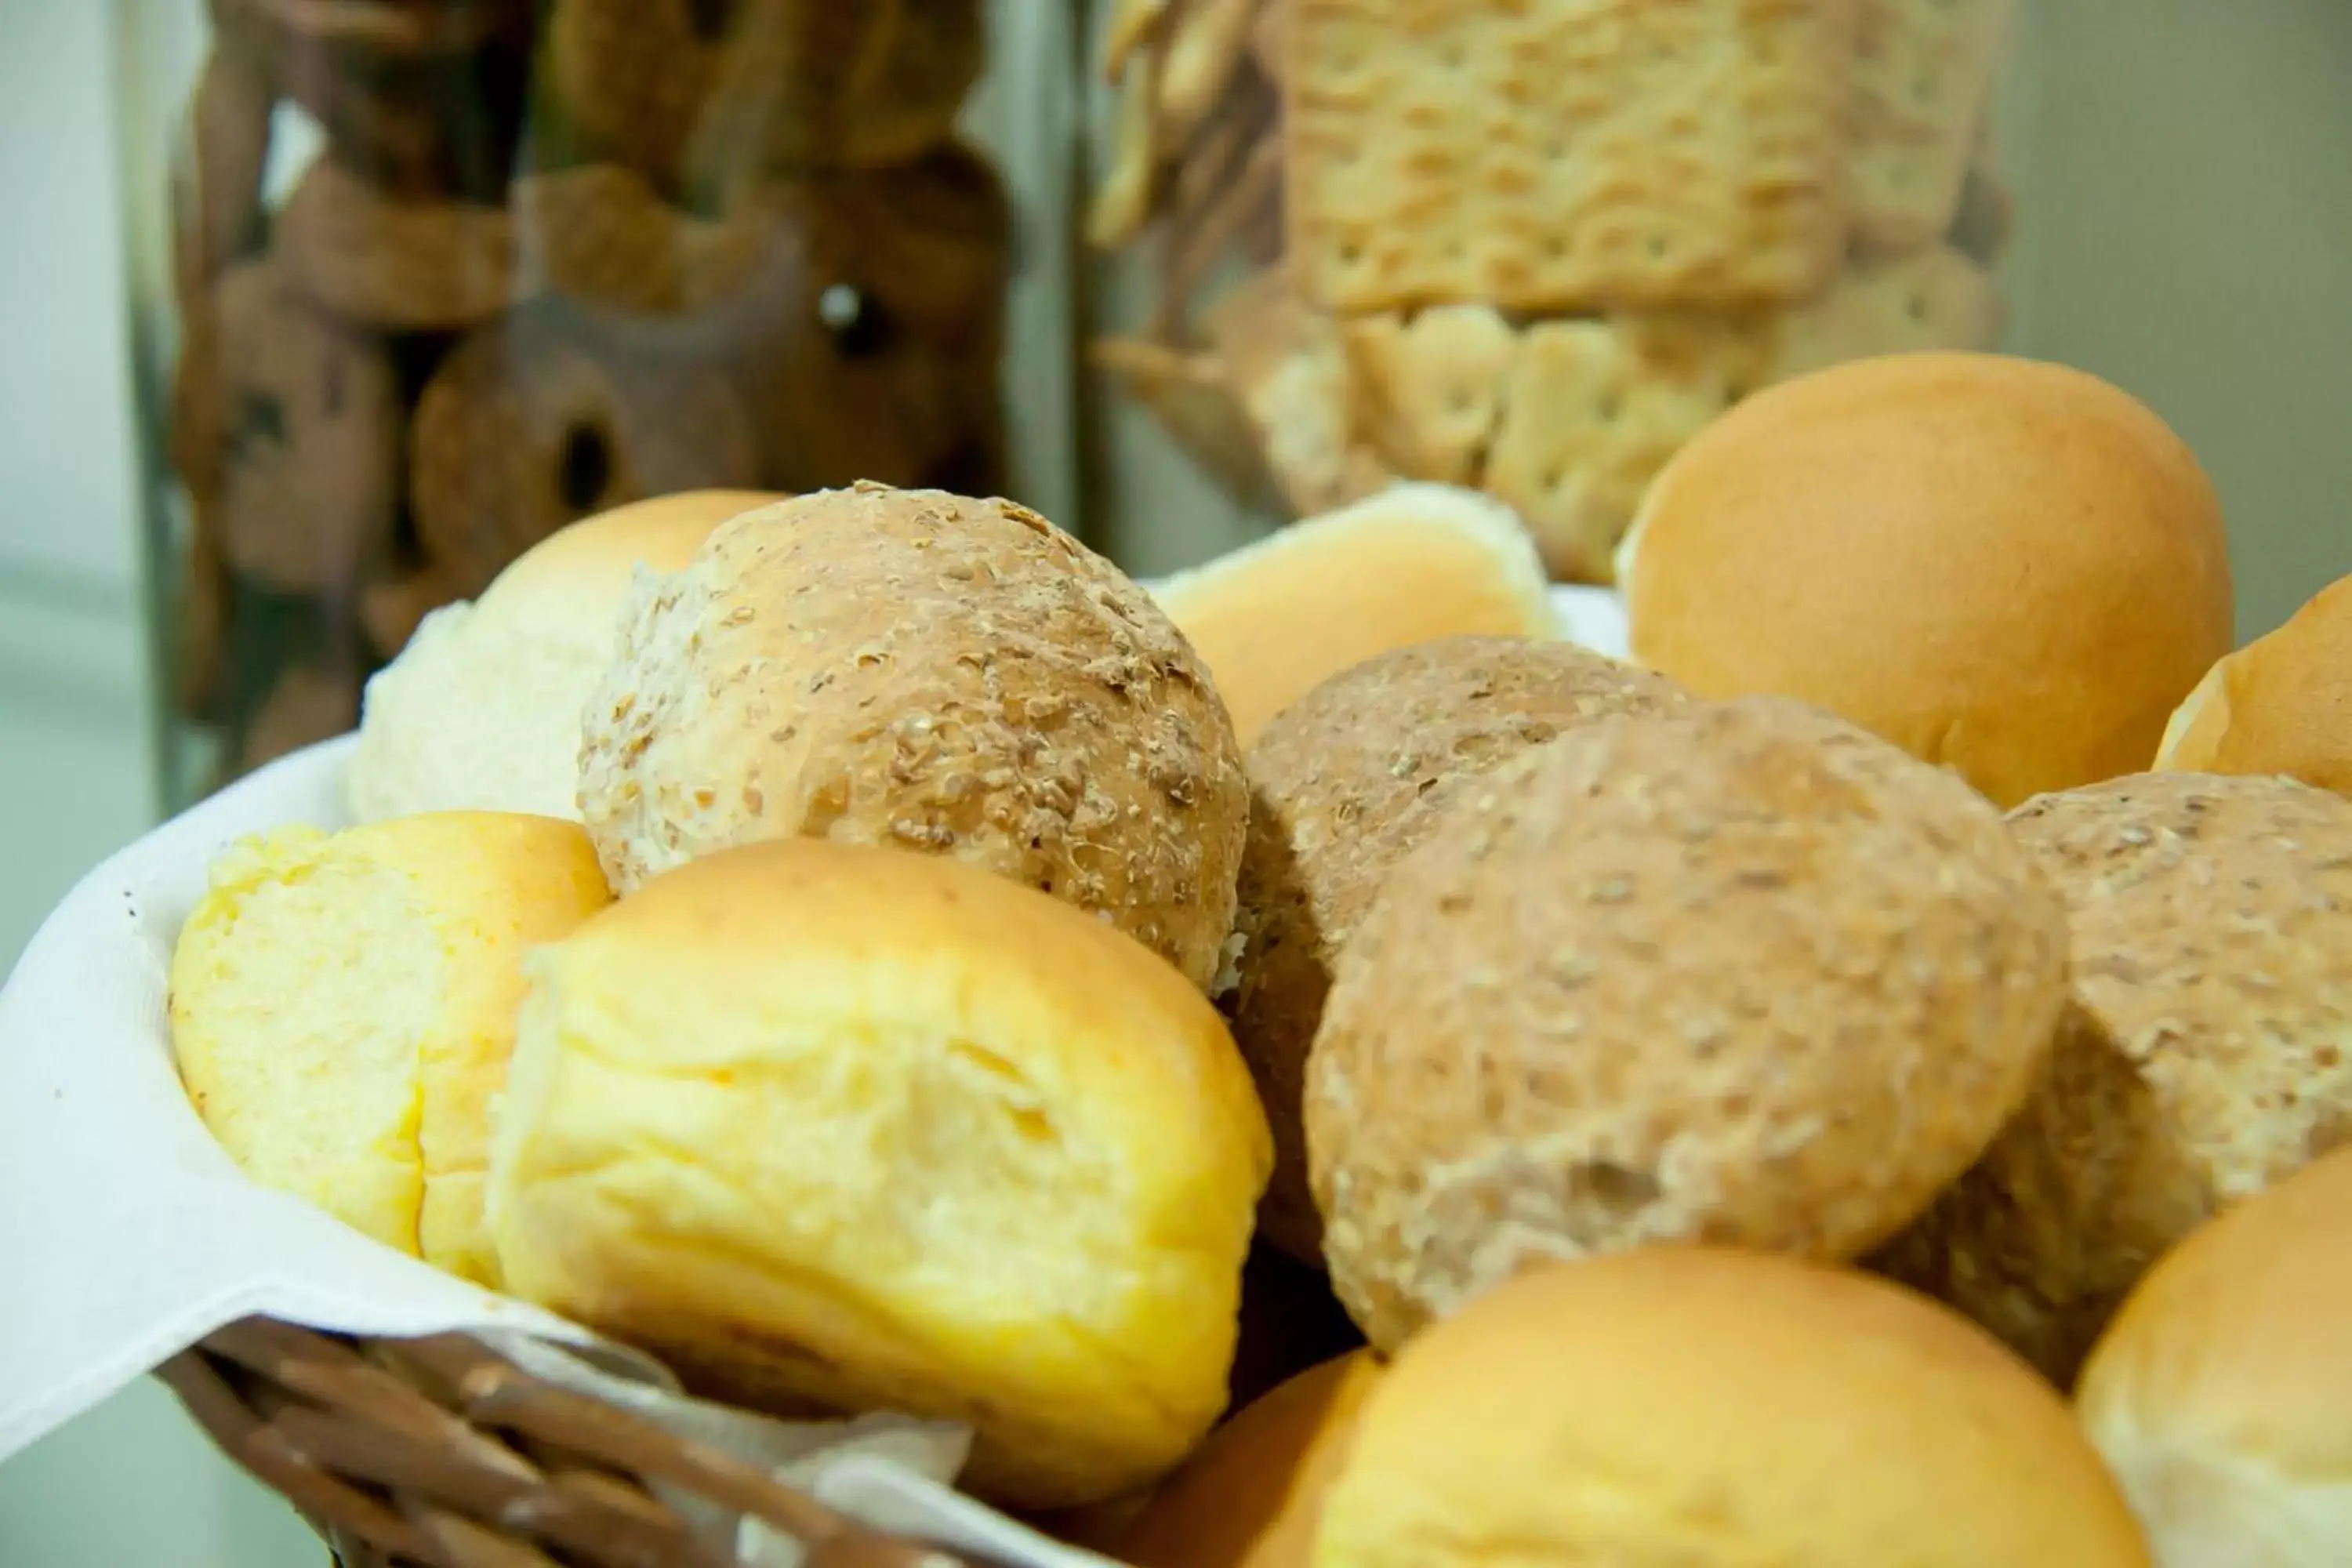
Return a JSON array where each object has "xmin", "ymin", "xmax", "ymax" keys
[
  {"xmin": 115, "ymin": 0, "xmax": 1079, "ymax": 807},
  {"xmin": 1076, "ymin": 0, "xmax": 2024, "ymax": 581}
]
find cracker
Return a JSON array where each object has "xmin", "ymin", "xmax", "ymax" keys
[
  {"xmin": 1287, "ymin": 0, "xmax": 1860, "ymax": 314},
  {"xmin": 1093, "ymin": 336, "xmax": 1280, "ymax": 505},
  {"xmin": 1766, "ymin": 243, "xmax": 2002, "ymax": 381},
  {"xmin": 1850, "ymin": 0, "xmax": 2016, "ymax": 252},
  {"xmin": 1484, "ymin": 314, "xmax": 1768, "ymax": 583},
  {"xmin": 1343, "ymin": 304, "xmax": 1515, "ymax": 485},
  {"xmin": 1206, "ymin": 270, "xmax": 1389, "ymax": 514}
]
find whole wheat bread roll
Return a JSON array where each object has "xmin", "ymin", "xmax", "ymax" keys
[
  {"xmin": 2156, "ymin": 570, "xmax": 2352, "ymax": 797},
  {"xmin": 1622, "ymin": 352, "xmax": 2234, "ymax": 808},
  {"xmin": 1875, "ymin": 771, "xmax": 2352, "ymax": 1385},
  {"xmin": 577, "ymin": 484, "xmax": 1249, "ymax": 991},
  {"xmin": 1308, "ymin": 697, "xmax": 2071, "ymax": 1352},
  {"xmin": 1310, "ymin": 1251, "xmax": 2151, "ymax": 1568},
  {"xmin": 1229, "ymin": 636, "xmax": 1687, "ymax": 1262},
  {"xmin": 486, "ymin": 839, "xmax": 1270, "ymax": 1510}
]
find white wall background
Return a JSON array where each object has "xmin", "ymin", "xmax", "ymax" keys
[{"xmin": 2, "ymin": 2, "xmax": 2349, "ymax": 1563}]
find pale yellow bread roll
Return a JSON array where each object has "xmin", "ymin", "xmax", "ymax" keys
[
  {"xmin": 1114, "ymin": 1350, "xmax": 1383, "ymax": 1568},
  {"xmin": 2078, "ymin": 1145, "xmax": 2352, "ymax": 1567},
  {"xmin": 348, "ymin": 488, "xmax": 781, "ymax": 824},
  {"xmin": 1312, "ymin": 1250, "xmax": 2152, "ymax": 1568},
  {"xmin": 485, "ymin": 838, "xmax": 1272, "ymax": 1510},
  {"xmin": 169, "ymin": 812, "xmax": 611, "ymax": 1284},
  {"xmin": 1623, "ymin": 352, "xmax": 2234, "ymax": 808},
  {"xmin": 1149, "ymin": 484, "xmax": 1560, "ymax": 749},
  {"xmin": 2156, "ymin": 571, "xmax": 2352, "ymax": 797}
]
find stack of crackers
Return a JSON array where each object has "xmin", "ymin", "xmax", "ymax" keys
[
  {"xmin": 166, "ymin": 0, "xmax": 1010, "ymax": 789},
  {"xmin": 1090, "ymin": 0, "xmax": 2016, "ymax": 583}
]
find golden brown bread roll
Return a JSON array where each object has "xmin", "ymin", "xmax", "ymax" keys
[
  {"xmin": 1308, "ymin": 698, "xmax": 2071, "ymax": 1352},
  {"xmin": 2077, "ymin": 1145, "xmax": 2352, "ymax": 1567},
  {"xmin": 1113, "ymin": 1350, "xmax": 1382, "ymax": 1568},
  {"xmin": 2156, "ymin": 570, "xmax": 2352, "ymax": 797},
  {"xmin": 169, "ymin": 813, "xmax": 612, "ymax": 1285},
  {"xmin": 576, "ymin": 483, "xmax": 1249, "ymax": 993},
  {"xmin": 1147, "ymin": 484, "xmax": 1561, "ymax": 748},
  {"xmin": 1311, "ymin": 1250, "xmax": 2152, "ymax": 1568},
  {"xmin": 1875, "ymin": 771, "xmax": 2352, "ymax": 1386},
  {"xmin": 485, "ymin": 838, "xmax": 1272, "ymax": 1510},
  {"xmin": 1622, "ymin": 351, "xmax": 2234, "ymax": 808},
  {"xmin": 1229, "ymin": 636, "xmax": 1688, "ymax": 1262}
]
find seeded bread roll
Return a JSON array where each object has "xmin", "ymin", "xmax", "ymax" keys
[
  {"xmin": 1875, "ymin": 771, "xmax": 2352, "ymax": 1386},
  {"xmin": 2078, "ymin": 1145, "xmax": 2352, "ymax": 1566},
  {"xmin": 169, "ymin": 812, "xmax": 612, "ymax": 1285},
  {"xmin": 1229, "ymin": 637, "xmax": 1688, "ymax": 1261},
  {"xmin": 1311, "ymin": 1251, "xmax": 2152, "ymax": 1568},
  {"xmin": 577, "ymin": 484, "xmax": 1249, "ymax": 991},
  {"xmin": 486, "ymin": 840, "xmax": 1271, "ymax": 1510},
  {"xmin": 2156, "ymin": 571, "xmax": 2352, "ymax": 797},
  {"xmin": 1307, "ymin": 698, "xmax": 2071, "ymax": 1352}
]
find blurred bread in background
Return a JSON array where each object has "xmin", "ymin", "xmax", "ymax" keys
[
  {"xmin": 576, "ymin": 483, "xmax": 1250, "ymax": 992},
  {"xmin": 348, "ymin": 489, "xmax": 779, "ymax": 823},
  {"xmin": 1877, "ymin": 772, "xmax": 2352, "ymax": 1385},
  {"xmin": 1623, "ymin": 352, "xmax": 2234, "ymax": 807},
  {"xmin": 169, "ymin": 812, "xmax": 611, "ymax": 1284},
  {"xmin": 2156, "ymin": 570, "xmax": 2352, "ymax": 797},
  {"xmin": 1308, "ymin": 1250, "xmax": 2151, "ymax": 1568},
  {"xmin": 1148, "ymin": 484, "xmax": 1561, "ymax": 749},
  {"xmin": 2078, "ymin": 1145, "xmax": 2352, "ymax": 1568},
  {"xmin": 1229, "ymin": 635, "xmax": 1687, "ymax": 1261},
  {"xmin": 485, "ymin": 838, "xmax": 1271, "ymax": 1510},
  {"xmin": 1308, "ymin": 698, "xmax": 2070, "ymax": 1352}
]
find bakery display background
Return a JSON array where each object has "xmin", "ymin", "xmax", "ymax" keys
[{"xmin": 3, "ymin": 2, "xmax": 2352, "ymax": 1565}]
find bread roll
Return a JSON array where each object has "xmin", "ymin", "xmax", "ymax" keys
[
  {"xmin": 577, "ymin": 483, "xmax": 1248, "ymax": 992},
  {"xmin": 169, "ymin": 813, "xmax": 611, "ymax": 1284},
  {"xmin": 2078, "ymin": 1146, "xmax": 2352, "ymax": 1567},
  {"xmin": 1308, "ymin": 698, "xmax": 2070, "ymax": 1352},
  {"xmin": 1113, "ymin": 1350, "xmax": 1381, "ymax": 1568},
  {"xmin": 1230, "ymin": 636, "xmax": 1687, "ymax": 1261},
  {"xmin": 1147, "ymin": 485, "xmax": 1560, "ymax": 750},
  {"xmin": 1876, "ymin": 771, "xmax": 2352, "ymax": 1386},
  {"xmin": 348, "ymin": 489, "xmax": 779, "ymax": 822},
  {"xmin": 1311, "ymin": 1250, "xmax": 2151, "ymax": 1568},
  {"xmin": 1622, "ymin": 352, "xmax": 2234, "ymax": 808},
  {"xmin": 485, "ymin": 838, "xmax": 1272, "ymax": 1509},
  {"xmin": 2156, "ymin": 571, "xmax": 2352, "ymax": 797}
]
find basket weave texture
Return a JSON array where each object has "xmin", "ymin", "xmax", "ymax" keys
[{"xmin": 161, "ymin": 1316, "xmax": 1007, "ymax": 1568}]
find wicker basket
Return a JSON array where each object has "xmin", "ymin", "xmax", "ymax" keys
[{"xmin": 161, "ymin": 1317, "xmax": 1025, "ymax": 1568}]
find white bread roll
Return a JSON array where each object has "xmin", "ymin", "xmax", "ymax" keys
[
  {"xmin": 347, "ymin": 489, "xmax": 779, "ymax": 822},
  {"xmin": 168, "ymin": 812, "xmax": 611, "ymax": 1284},
  {"xmin": 485, "ymin": 838, "xmax": 1272, "ymax": 1510},
  {"xmin": 1148, "ymin": 484, "xmax": 1560, "ymax": 748},
  {"xmin": 1623, "ymin": 352, "xmax": 2234, "ymax": 808},
  {"xmin": 2156, "ymin": 570, "xmax": 2352, "ymax": 797},
  {"xmin": 1312, "ymin": 1250, "xmax": 2152, "ymax": 1568},
  {"xmin": 2078, "ymin": 1146, "xmax": 2352, "ymax": 1567}
]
